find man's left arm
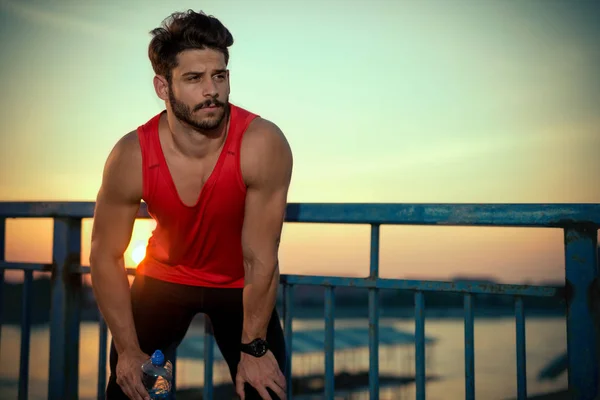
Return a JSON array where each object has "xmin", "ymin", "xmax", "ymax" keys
[
  {"xmin": 235, "ymin": 120, "xmax": 292, "ymax": 399},
  {"xmin": 240, "ymin": 119, "xmax": 293, "ymax": 344}
]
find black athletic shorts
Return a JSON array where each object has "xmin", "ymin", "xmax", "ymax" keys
[{"xmin": 105, "ymin": 274, "xmax": 287, "ymax": 399}]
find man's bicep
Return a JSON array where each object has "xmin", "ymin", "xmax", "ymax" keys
[
  {"xmin": 240, "ymin": 120, "xmax": 293, "ymax": 262},
  {"xmin": 91, "ymin": 187, "xmax": 140, "ymax": 260},
  {"xmin": 90, "ymin": 132, "xmax": 143, "ymax": 261}
]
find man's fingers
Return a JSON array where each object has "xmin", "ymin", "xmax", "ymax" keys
[
  {"xmin": 123, "ymin": 384, "xmax": 143, "ymax": 400},
  {"xmin": 130, "ymin": 382, "xmax": 147, "ymax": 400},
  {"xmin": 117, "ymin": 378, "xmax": 133, "ymax": 400},
  {"xmin": 133, "ymin": 378, "xmax": 150, "ymax": 400},
  {"xmin": 256, "ymin": 385, "xmax": 273, "ymax": 400},
  {"xmin": 266, "ymin": 380, "xmax": 287, "ymax": 400},
  {"xmin": 120, "ymin": 386, "xmax": 132, "ymax": 400},
  {"xmin": 119, "ymin": 374, "xmax": 148, "ymax": 400},
  {"xmin": 236, "ymin": 375, "xmax": 246, "ymax": 400},
  {"xmin": 275, "ymin": 370, "xmax": 286, "ymax": 390}
]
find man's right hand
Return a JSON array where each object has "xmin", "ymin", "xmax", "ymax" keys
[{"xmin": 116, "ymin": 348, "xmax": 151, "ymax": 400}]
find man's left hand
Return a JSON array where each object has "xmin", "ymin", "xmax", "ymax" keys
[{"xmin": 235, "ymin": 350, "xmax": 287, "ymax": 400}]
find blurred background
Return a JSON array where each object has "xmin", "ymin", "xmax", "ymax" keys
[{"xmin": 1, "ymin": 0, "xmax": 599, "ymax": 398}]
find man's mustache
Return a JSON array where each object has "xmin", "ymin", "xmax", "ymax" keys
[{"xmin": 194, "ymin": 99, "xmax": 225, "ymax": 111}]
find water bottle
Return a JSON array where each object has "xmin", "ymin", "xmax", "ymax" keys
[{"xmin": 141, "ymin": 349, "xmax": 173, "ymax": 399}]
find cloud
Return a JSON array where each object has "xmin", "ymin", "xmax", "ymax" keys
[
  {"xmin": 300, "ymin": 118, "xmax": 599, "ymax": 181},
  {"xmin": 0, "ymin": 0, "xmax": 132, "ymax": 43}
]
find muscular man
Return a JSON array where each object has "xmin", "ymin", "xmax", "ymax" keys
[{"xmin": 90, "ymin": 10, "xmax": 292, "ymax": 400}]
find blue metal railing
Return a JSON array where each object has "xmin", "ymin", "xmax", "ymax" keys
[{"xmin": 0, "ymin": 202, "xmax": 599, "ymax": 400}]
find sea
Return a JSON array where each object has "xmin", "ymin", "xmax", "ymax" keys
[{"xmin": 0, "ymin": 315, "xmax": 567, "ymax": 400}]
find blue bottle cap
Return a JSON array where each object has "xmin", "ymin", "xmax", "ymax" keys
[{"xmin": 151, "ymin": 350, "xmax": 165, "ymax": 366}]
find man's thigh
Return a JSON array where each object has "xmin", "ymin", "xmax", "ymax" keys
[
  {"xmin": 106, "ymin": 275, "xmax": 197, "ymax": 399},
  {"xmin": 203, "ymin": 287, "xmax": 287, "ymax": 400}
]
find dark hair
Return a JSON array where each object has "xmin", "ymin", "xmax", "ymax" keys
[{"xmin": 148, "ymin": 10, "xmax": 234, "ymax": 81}]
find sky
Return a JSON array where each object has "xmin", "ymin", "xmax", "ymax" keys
[{"xmin": 0, "ymin": 0, "xmax": 599, "ymax": 284}]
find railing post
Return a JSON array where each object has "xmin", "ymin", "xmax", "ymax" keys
[
  {"xmin": 203, "ymin": 316, "xmax": 214, "ymax": 400},
  {"xmin": 18, "ymin": 270, "xmax": 33, "ymax": 400},
  {"xmin": 0, "ymin": 217, "xmax": 5, "ymax": 360},
  {"xmin": 368, "ymin": 224, "xmax": 380, "ymax": 400},
  {"xmin": 283, "ymin": 282, "xmax": 294, "ymax": 399},
  {"xmin": 97, "ymin": 317, "xmax": 108, "ymax": 399},
  {"xmin": 564, "ymin": 225, "xmax": 598, "ymax": 399},
  {"xmin": 464, "ymin": 294, "xmax": 475, "ymax": 400},
  {"xmin": 48, "ymin": 217, "xmax": 82, "ymax": 400},
  {"xmin": 414, "ymin": 291, "xmax": 426, "ymax": 400},
  {"xmin": 324, "ymin": 286, "xmax": 335, "ymax": 399}
]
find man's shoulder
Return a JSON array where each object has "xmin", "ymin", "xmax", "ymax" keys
[
  {"xmin": 103, "ymin": 130, "xmax": 143, "ymax": 181},
  {"xmin": 115, "ymin": 111, "xmax": 162, "ymax": 156},
  {"xmin": 99, "ymin": 129, "xmax": 144, "ymax": 201},
  {"xmin": 240, "ymin": 117, "xmax": 293, "ymax": 186},
  {"xmin": 121, "ymin": 128, "xmax": 141, "ymax": 144},
  {"xmin": 243, "ymin": 117, "xmax": 290, "ymax": 153},
  {"xmin": 111, "ymin": 129, "xmax": 142, "ymax": 161}
]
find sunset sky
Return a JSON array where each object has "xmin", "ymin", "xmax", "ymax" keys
[{"xmin": 0, "ymin": 0, "xmax": 598, "ymax": 284}]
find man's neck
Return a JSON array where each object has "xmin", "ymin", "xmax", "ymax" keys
[{"xmin": 163, "ymin": 112, "xmax": 230, "ymax": 159}]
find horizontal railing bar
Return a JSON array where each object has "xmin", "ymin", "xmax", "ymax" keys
[
  {"xmin": 8, "ymin": 264, "xmax": 555, "ymax": 298},
  {"xmin": 1, "ymin": 201, "xmax": 600, "ymax": 227},
  {"xmin": 0, "ymin": 202, "xmax": 99, "ymax": 218},
  {"xmin": 286, "ymin": 203, "xmax": 600, "ymax": 227},
  {"xmin": 74, "ymin": 266, "xmax": 137, "ymax": 275},
  {"xmin": 0, "ymin": 262, "xmax": 51, "ymax": 272},
  {"xmin": 281, "ymin": 275, "xmax": 559, "ymax": 297}
]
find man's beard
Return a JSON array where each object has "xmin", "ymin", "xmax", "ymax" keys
[{"xmin": 168, "ymin": 87, "xmax": 228, "ymax": 132}]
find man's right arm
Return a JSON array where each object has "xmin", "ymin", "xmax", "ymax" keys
[{"xmin": 90, "ymin": 130, "xmax": 143, "ymax": 356}]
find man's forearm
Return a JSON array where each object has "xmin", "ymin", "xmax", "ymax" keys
[
  {"xmin": 242, "ymin": 258, "xmax": 279, "ymax": 342},
  {"xmin": 90, "ymin": 254, "xmax": 140, "ymax": 355}
]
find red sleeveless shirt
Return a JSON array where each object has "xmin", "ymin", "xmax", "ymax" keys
[{"xmin": 135, "ymin": 104, "xmax": 258, "ymax": 288}]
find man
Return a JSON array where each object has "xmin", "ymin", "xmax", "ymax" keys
[{"xmin": 90, "ymin": 9, "xmax": 292, "ymax": 400}]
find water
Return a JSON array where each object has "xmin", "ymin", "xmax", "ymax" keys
[
  {"xmin": 141, "ymin": 350, "xmax": 173, "ymax": 399},
  {"xmin": 0, "ymin": 316, "xmax": 568, "ymax": 400}
]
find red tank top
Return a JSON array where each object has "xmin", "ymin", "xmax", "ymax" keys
[{"xmin": 135, "ymin": 104, "xmax": 258, "ymax": 288}]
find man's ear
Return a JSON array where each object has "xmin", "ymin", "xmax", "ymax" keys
[{"xmin": 153, "ymin": 75, "xmax": 169, "ymax": 101}]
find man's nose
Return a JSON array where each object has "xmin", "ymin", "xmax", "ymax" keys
[{"xmin": 202, "ymin": 79, "xmax": 218, "ymax": 97}]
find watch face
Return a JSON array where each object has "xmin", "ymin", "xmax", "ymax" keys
[
  {"xmin": 252, "ymin": 340, "xmax": 267, "ymax": 356},
  {"xmin": 242, "ymin": 339, "xmax": 269, "ymax": 357}
]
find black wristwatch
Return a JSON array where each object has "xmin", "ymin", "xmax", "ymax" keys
[{"xmin": 240, "ymin": 338, "xmax": 269, "ymax": 357}]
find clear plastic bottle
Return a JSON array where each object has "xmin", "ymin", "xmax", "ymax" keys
[{"xmin": 141, "ymin": 350, "xmax": 173, "ymax": 399}]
